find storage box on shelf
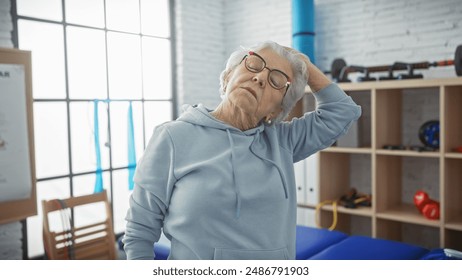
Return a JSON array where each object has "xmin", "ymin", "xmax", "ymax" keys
[{"xmin": 297, "ymin": 77, "xmax": 462, "ymax": 251}]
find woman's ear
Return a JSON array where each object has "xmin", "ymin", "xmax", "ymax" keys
[
  {"xmin": 221, "ymin": 69, "xmax": 233, "ymax": 95},
  {"xmin": 265, "ymin": 106, "xmax": 282, "ymax": 123}
]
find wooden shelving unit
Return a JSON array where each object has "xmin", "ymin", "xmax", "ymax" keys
[{"xmin": 299, "ymin": 77, "xmax": 462, "ymax": 250}]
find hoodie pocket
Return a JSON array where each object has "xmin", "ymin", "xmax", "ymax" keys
[{"xmin": 213, "ymin": 247, "xmax": 289, "ymax": 260}]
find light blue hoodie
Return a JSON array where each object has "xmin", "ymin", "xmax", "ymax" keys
[{"xmin": 123, "ymin": 83, "xmax": 361, "ymax": 260}]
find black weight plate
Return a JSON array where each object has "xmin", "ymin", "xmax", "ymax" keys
[
  {"xmin": 419, "ymin": 120, "xmax": 440, "ymax": 148},
  {"xmin": 455, "ymin": 45, "xmax": 462, "ymax": 76},
  {"xmin": 331, "ymin": 58, "xmax": 347, "ymax": 80}
]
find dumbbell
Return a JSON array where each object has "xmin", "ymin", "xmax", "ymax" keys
[
  {"xmin": 413, "ymin": 190, "xmax": 440, "ymax": 220},
  {"xmin": 330, "ymin": 44, "xmax": 462, "ymax": 82}
]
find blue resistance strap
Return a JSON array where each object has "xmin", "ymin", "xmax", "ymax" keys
[
  {"xmin": 93, "ymin": 100, "xmax": 103, "ymax": 193},
  {"xmin": 127, "ymin": 102, "xmax": 136, "ymax": 190}
]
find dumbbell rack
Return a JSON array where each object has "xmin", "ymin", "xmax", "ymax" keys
[{"xmin": 298, "ymin": 77, "xmax": 462, "ymax": 251}]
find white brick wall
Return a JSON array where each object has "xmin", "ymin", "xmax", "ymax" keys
[
  {"xmin": 0, "ymin": 0, "xmax": 22, "ymax": 260},
  {"xmin": 315, "ymin": 0, "xmax": 462, "ymax": 79},
  {"xmin": 174, "ymin": 0, "xmax": 226, "ymax": 109},
  {"xmin": 0, "ymin": 0, "xmax": 13, "ymax": 48},
  {"xmin": 0, "ymin": 222, "xmax": 22, "ymax": 259},
  {"xmin": 224, "ymin": 0, "xmax": 292, "ymax": 55}
]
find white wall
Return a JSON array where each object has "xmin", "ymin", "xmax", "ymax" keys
[
  {"xmin": 0, "ymin": 0, "xmax": 13, "ymax": 48},
  {"xmin": 0, "ymin": 0, "xmax": 23, "ymax": 260},
  {"xmin": 315, "ymin": 0, "xmax": 462, "ymax": 80},
  {"xmin": 223, "ymin": 0, "xmax": 292, "ymax": 55},
  {"xmin": 174, "ymin": 0, "xmax": 226, "ymax": 109}
]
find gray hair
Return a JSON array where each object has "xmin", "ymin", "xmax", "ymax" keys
[{"xmin": 219, "ymin": 40, "xmax": 309, "ymax": 124}]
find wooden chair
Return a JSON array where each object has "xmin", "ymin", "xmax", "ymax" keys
[{"xmin": 41, "ymin": 190, "xmax": 117, "ymax": 260}]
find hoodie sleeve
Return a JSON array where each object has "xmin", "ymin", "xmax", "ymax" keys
[
  {"xmin": 123, "ymin": 124, "xmax": 177, "ymax": 260},
  {"xmin": 277, "ymin": 83, "xmax": 362, "ymax": 162}
]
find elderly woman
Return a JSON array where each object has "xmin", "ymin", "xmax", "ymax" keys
[{"xmin": 123, "ymin": 41, "xmax": 361, "ymax": 260}]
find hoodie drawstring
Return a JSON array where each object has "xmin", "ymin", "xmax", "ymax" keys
[
  {"xmin": 226, "ymin": 129, "xmax": 242, "ymax": 219},
  {"xmin": 251, "ymin": 130, "xmax": 289, "ymax": 199}
]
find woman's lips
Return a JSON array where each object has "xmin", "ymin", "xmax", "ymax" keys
[{"xmin": 241, "ymin": 87, "xmax": 257, "ymax": 99}]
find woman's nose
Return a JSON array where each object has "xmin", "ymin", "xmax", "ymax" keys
[{"xmin": 252, "ymin": 73, "xmax": 266, "ymax": 87}]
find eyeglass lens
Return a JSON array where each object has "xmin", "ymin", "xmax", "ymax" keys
[{"xmin": 245, "ymin": 55, "xmax": 288, "ymax": 90}]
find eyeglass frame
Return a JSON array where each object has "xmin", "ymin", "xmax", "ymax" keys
[{"xmin": 240, "ymin": 51, "xmax": 291, "ymax": 96}]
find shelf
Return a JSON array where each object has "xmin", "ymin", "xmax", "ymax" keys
[
  {"xmin": 445, "ymin": 153, "xmax": 462, "ymax": 159},
  {"xmin": 318, "ymin": 204, "xmax": 373, "ymax": 217},
  {"xmin": 322, "ymin": 147, "xmax": 372, "ymax": 154},
  {"xmin": 296, "ymin": 203, "xmax": 373, "ymax": 217},
  {"xmin": 376, "ymin": 204, "xmax": 441, "ymax": 227},
  {"xmin": 303, "ymin": 78, "xmax": 462, "ymax": 249},
  {"xmin": 304, "ymin": 78, "xmax": 462, "ymax": 93},
  {"xmin": 445, "ymin": 222, "xmax": 462, "ymax": 231},
  {"xmin": 376, "ymin": 149, "xmax": 441, "ymax": 158},
  {"xmin": 337, "ymin": 77, "xmax": 462, "ymax": 91},
  {"xmin": 297, "ymin": 203, "xmax": 316, "ymax": 209}
]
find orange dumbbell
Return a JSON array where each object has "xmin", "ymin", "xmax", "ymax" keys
[{"xmin": 414, "ymin": 190, "xmax": 440, "ymax": 220}]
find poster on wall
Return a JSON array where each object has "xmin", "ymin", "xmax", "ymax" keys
[{"xmin": 0, "ymin": 63, "xmax": 32, "ymax": 203}]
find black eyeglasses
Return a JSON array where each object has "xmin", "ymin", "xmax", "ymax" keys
[{"xmin": 240, "ymin": 51, "xmax": 291, "ymax": 93}]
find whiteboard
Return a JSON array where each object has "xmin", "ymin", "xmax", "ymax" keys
[
  {"xmin": 0, "ymin": 48, "xmax": 37, "ymax": 224},
  {"xmin": 0, "ymin": 64, "xmax": 32, "ymax": 202}
]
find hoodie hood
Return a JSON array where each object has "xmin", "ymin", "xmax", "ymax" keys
[
  {"xmin": 177, "ymin": 104, "xmax": 289, "ymax": 218},
  {"xmin": 178, "ymin": 104, "xmax": 265, "ymax": 135}
]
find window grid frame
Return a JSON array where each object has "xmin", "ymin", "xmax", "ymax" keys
[{"xmin": 11, "ymin": 0, "xmax": 177, "ymax": 259}]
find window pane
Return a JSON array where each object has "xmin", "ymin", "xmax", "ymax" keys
[
  {"xmin": 67, "ymin": 26, "xmax": 107, "ymax": 99},
  {"xmin": 107, "ymin": 32, "xmax": 142, "ymax": 99},
  {"xmin": 17, "ymin": 0, "xmax": 62, "ymax": 21},
  {"xmin": 112, "ymin": 169, "xmax": 132, "ymax": 234},
  {"xmin": 18, "ymin": 20, "xmax": 66, "ymax": 99},
  {"xmin": 140, "ymin": 0, "xmax": 170, "ymax": 37},
  {"xmin": 27, "ymin": 178, "xmax": 70, "ymax": 259},
  {"xmin": 142, "ymin": 37, "xmax": 171, "ymax": 100},
  {"xmin": 106, "ymin": 0, "xmax": 140, "ymax": 33},
  {"xmin": 65, "ymin": 0, "xmax": 105, "ymax": 28},
  {"xmin": 33, "ymin": 102, "xmax": 69, "ymax": 178},
  {"xmin": 109, "ymin": 102, "xmax": 144, "ymax": 168},
  {"xmin": 70, "ymin": 101, "xmax": 110, "ymax": 174},
  {"xmin": 144, "ymin": 101, "xmax": 172, "ymax": 144},
  {"xmin": 72, "ymin": 172, "xmax": 111, "ymax": 197}
]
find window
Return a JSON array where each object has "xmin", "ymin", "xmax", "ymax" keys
[{"xmin": 12, "ymin": 0, "xmax": 175, "ymax": 259}]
